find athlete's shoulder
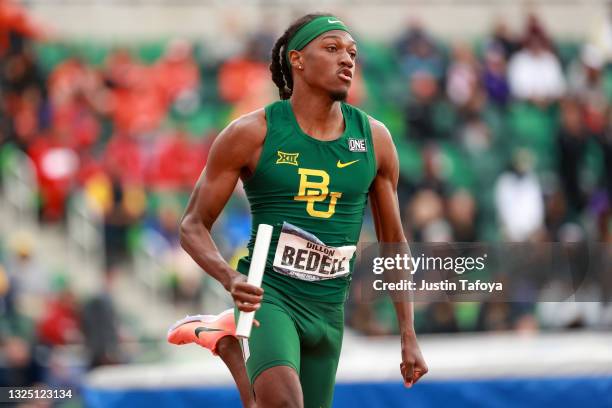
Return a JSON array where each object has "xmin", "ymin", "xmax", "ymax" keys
[
  {"xmin": 224, "ymin": 108, "xmax": 267, "ymax": 142},
  {"xmin": 207, "ymin": 108, "xmax": 267, "ymax": 169},
  {"xmin": 214, "ymin": 108, "xmax": 267, "ymax": 153}
]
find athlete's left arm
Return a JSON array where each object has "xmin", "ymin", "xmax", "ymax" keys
[{"xmin": 368, "ymin": 117, "xmax": 428, "ymax": 387}]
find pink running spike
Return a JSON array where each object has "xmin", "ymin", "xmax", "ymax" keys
[{"xmin": 167, "ymin": 308, "xmax": 235, "ymax": 355}]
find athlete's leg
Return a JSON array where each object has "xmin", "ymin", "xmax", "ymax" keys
[
  {"xmin": 253, "ymin": 366, "xmax": 304, "ymax": 408},
  {"xmin": 200, "ymin": 335, "xmax": 304, "ymax": 408},
  {"xmin": 239, "ymin": 295, "xmax": 304, "ymax": 407},
  {"xmin": 299, "ymin": 328, "xmax": 343, "ymax": 408},
  {"xmin": 299, "ymin": 305, "xmax": 344, "ymax": 408},
  {"xmin": 216, "ymin": 336, "xmax": 256, "ymax": 408},
  {"xmin": 218, "ymin": 317, "xmax": 304, "ymax": 408}
]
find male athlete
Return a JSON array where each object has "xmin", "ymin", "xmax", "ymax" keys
[{"xmin": 168, "ymin": 13, "xmax": 428, "ymax": 408}]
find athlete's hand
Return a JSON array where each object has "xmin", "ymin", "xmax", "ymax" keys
[
  {"xmin": 228, "ymin": 273, "xmax": 264, "ymax": 312},
  {"xmin": 400, "ymin": 331, "xmax": 428, "ymax": 388}
]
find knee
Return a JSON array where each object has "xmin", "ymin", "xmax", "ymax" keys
[
  {"xmin": 254, "ymin": 366, "xmax": 303, "ymax": 408},
  {"xmin": 215, "ymin": 335, "xmax": 238, "ymax": 356}
]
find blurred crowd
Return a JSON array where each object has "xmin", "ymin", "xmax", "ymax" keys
[
  {"xmin": 388, "ymin": 15, "xmax": 612, "ymax": 245},
  {"xmin": 1, "ymin": 0, "xmax": 612, "ymax": 391}
]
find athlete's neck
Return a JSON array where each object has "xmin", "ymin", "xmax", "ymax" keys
[{"xmin": 289, "ymin": 89, "xmax": 344, "ymax": 141}]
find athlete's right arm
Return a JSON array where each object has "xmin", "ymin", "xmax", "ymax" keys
[{"xmin": 179, "ymin": 110, "xmax": 266, "ymax": 312}]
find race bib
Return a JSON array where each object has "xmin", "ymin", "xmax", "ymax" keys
[{"xmin": 272, "ymin": 222, "xmax": 356, "ymax": 281}]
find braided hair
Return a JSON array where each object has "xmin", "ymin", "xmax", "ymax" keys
[{"xmin": 270, "ymin": 13, "xmax": 332, "ymax": 99}]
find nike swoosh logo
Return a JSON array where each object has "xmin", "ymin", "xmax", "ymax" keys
[
  {"xmin": 337, "ymin": 159, "xmax": 359, "ymax": 168},
  {"xmin": 328, "ymin": 19, "xmax": 342, "ymax": 24},
  {"xmin": 195, "ymin": 326, "xmax": 223, "ymax": 337}
]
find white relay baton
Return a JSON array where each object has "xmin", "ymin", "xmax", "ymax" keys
[{"xmin": 235, "ymin": 223, "xmax": 273, "ymax": 339}]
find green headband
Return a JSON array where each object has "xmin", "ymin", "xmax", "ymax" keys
[{"xmin": 285, "ymin": 16, "xmax": 350, "ymax": 64}]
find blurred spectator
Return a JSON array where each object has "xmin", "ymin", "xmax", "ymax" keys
[
  {"xmin": 447, "ymin": 189, "xmax": 478, "ymax": 242},
  {"xmin": 482, "ymin": 46, "xmax": 511, "ymax": 106},
  {"xmin": 406, "ymin": 188, "xmax": 446, "ymax": 242},
  {"xmin": 568, "ymin": 45, "xmax": 608, "ymax": 137},
  {"xmin": 416, "ymin": 144, "xmax": 448, "ymax": 196},
  {"xmin": 153, "ymin": 39, "xmax": 200, "ymax": 114},
  {"xmin": 48, "ymin": 56, "xmax": 109, "ymax": 137},
  {"xmin": 545, "ymin": 189, "xmax": 570, "ymax": 241},
  {"xmin": 401, "ymin": 143, "xmax": 454, "ymax": 242},
  {"xmin": 27, "ymin": 125, "xmax": 79, "ymax": 221},
  {"xmin": 558, "ymin": 98, "xmax": 588, "ymax": 213},
  {"xmin": 495, "ymin": 150, "xmax": 545, "ymax": 241},
  {"xmin": 36, "ymin": 277, "xmax": 81, "ymax": 346},
  {"xmin": 396, "ymin": 20, "xmax": 444, "ymax": 80},
  {"xmin": 102, "ymin": 173, "xmax": 145, "ymax": 272},
  {"xmin": 112, "ymin": 69, "xmax": 167, "ymax": 135},
  {"xmin": 102, "ymin": 50, "xmax": 167, "ymax": 135},
  {"xmin": 446, "ymin": 42, "xmax": 480, "ymax": 109},
  {"xmin": 144, "ymin": 196, "xmax": 181, "ymax": 246},
  {"xmin": 12, "ymin": 84, "xmax": 48, "ymax": 150},
  {"xmin": 405, "ymin": 71, "xmax": 441, "ymax": 142},
  {"xmin": 146, "ymin": 129, "xmax": 207, "ymax": 191},
  {"xmin": 80, "ymin": 275, "xmax": 123, "ymax": 369},
  {"xmin": 103, "ymin": 131, "xmax": 146, "ymax": 185},
  {"xmin": 2, "ymin": 45, "xmax": 46, "ymax": 149},
  {"xmin": 5, "ymin": 232, "xmax": 48, "ymax": 315},
  {"xmin": 457, "ymin": 115, "xmax": 492, "ymax": 155},
  {"xmin": 3, "ymin": 44, "xmax": 44, "ymax": 98},
  {"xmin": 508, "ymin": 23, "xmax": 565, "ymax": 105}
]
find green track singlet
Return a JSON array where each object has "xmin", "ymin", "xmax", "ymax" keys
[{"xmin": 236, "ymin": 99, "xmax": 377, "ymax": 302}]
